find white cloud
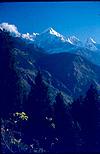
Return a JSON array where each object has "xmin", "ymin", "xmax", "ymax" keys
[{"xmin": 0, "ymin": 22, "xmax": 21, "ymax": 37}]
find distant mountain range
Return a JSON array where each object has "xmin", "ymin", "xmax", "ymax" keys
[
  {"xmin": 1, "ymin": 23, "xmax": 100, "ymax": 66},
  {"xmin": 0, "ymin": 23, "xmax": 100, "ymax": 104}
]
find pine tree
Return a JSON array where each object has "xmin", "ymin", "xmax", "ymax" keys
[
  {"xmin": 25, "ymin": 71, "xmax": 52, "ymax": 143},
  {"xmin": 54, "ymin": 92, "xmax": 75, "ymax": 152},
  {"xmin": 71, "ymin": 96, "xmax": 82, "ymax": 124},
  {"xmin": 82, "ymin": 84, "xmax": 99, "ymax": 151},
  {"xmin": 54, "ymin": 92, "xmax": 67, "ymax": 134},
  {"xmin": 28, "ymin": 71, "xmax": 51, "ymax": 120}
]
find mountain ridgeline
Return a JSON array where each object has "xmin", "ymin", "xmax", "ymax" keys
[{"xmin": 0, "ymin": 27, "xmax": 100, "ymax": 153}]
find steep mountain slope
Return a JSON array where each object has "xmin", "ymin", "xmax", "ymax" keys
[
  {"xmin": 0, "ymin": 29, "xmax": 72, "ymax": 104},
  {"xmin": 36, "ymin": 52, "xmax": 100, "ymax": 98},
  {"xmin": 69, "ymin": 47, "xmax": 100, "ymax": 66},
  {"xmin": 0, "ymin": 28, "xmax": 100, "ymax": 102}
]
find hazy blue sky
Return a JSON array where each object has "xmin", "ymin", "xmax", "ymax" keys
[{"xmin": 0, "ymin": 2, "xmax": 100, "ymax": 42}]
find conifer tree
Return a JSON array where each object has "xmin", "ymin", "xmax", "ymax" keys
[
  {"xmin": 54, "ymin": 92, "xmax": 75, "ymax": 152},
  {"xmin": 25, "ymin": 71, "xmax": 52, "ymax": 142},
  {"xmin": 28, "ymin": 71, "xmax": 51, "ymax": 119},
  {"xmin": 82, "ymin": 84, "xmax": 99, "ymax": 150},
  {"xmin": 71, "ymin": 98, "xmax": 81, "ymax": 123}
]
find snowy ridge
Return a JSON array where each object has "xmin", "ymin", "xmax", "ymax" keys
[
  {"xmin": 85, "ymin": 37, "xmax": 97, "ymax": 51},
  {"xmin": 89, "ymin": 37, "xmax": 96, "ymax": 44},
  {"xmin": 67, "ymin": 36, "xmax": 82, "ymax": 46},
  {"xmin": 21, "ymin": 32, "xmax": 39, "ymax": 41},
  {"xmin": 0, "ymin": 22, "xmax": 100, "ymax": 53}
]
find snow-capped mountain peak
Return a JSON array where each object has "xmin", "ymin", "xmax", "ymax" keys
[
  {"xmin": 48, "ymin": 27, "xmax": 62, "ymax": 37},
  {"xmin": 67, "ymin": 36, "xmax": 82, "ymax": 46},
  {"xmin": 87, "ymin": 37, "xmax": 96, "ymax": 44},
  {"xmin": 40, "ymin": 27, "xmax": 65, "ymax": 41},
  {"xmin": 85, "ymin": 37, "xmax": 97, "ymax": 51},
  {"xmin": 90, "ymin": 37, "xmax": 96, "ymax": 44},
  {"xmin": 43, "ymin": 27, "xmax": 54, "ymax": 33}
]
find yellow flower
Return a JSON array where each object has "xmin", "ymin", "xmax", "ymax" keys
[
  {"xmin": 13, "ymin": 112, "xmax": 28, "ymax": 121},
  {"xmin": 15, "ymin": 112, "xmax": 19, "ymax": 116}
]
